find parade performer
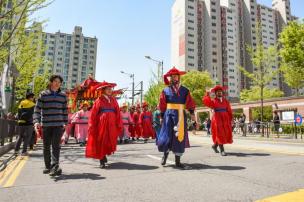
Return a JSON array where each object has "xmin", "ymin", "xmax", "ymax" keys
[
  {"xmin": 72, "ymin": 101, "xmax": 91, "ymax": 146},
  {"xmin": 119, "ymin": 103, "xmax": 133, "ymax": 144},
  {"xmin": 158, "ymin": 67, "xmax": 196, "ymax": 168},
  {"xmin": 139, "ymin": 102, "xmax": 155, "ymax": 143},
  {"xmin": 153, "ymin": 107, "xmax": 161, "ymax": 142},
  {"xmin": 85, "ymin": 81, "xmax": 123, "ymax": 168},
  {"xmin": 129, "ymin": 106, "xmax": 136, "ymax": 141},
  {"xmin": 203, "ymin": 85, "xmax": 233, "ymax": 156},
  {"xmin": 133, "ymin": 104, "xmax": 142, "ymax": 140},
  {"xmin": 63, "ymin": 109, "xmax": 75, "ymax": 144}
]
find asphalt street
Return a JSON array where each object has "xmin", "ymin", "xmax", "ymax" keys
[{"xmin": 0, "ymin": 134, "xmax": 303, "ymax": 202}]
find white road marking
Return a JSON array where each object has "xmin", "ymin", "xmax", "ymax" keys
[{"xmin": 146, "ymin": 155, "xmax": 175, "ymax": 165}]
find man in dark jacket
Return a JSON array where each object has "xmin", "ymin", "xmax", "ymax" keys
[
  {"xmin": 14, "ymin": 92, "xmax": 35, "ymax": 156},
  {"xmin": 34, "ymin": 75, "xmax": 68, "ymax": 176}
]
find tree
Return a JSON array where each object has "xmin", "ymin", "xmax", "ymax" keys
[
  {"xmin": 14, "ymin": 22, "xmax": 48, "ymax": 102},
  {"xmin": 144, "ymin": 82, "xmax": 165, "ymax": 109},
  {"xmin": 239, "ymin": 23, "xmax": 279, "ymax": 133},
  {"xmin": 279, "ymin": 20, "xmax": 304, "ymax": 95},
  {"xmin": 240, "ymin": 86, "xmax": 284, "ymax": 103},
  {"xmin": 181, "ymin": 70, "xmax": 213, "ymax": 107},
  {"xmin": 0, "ymin": 0, "xmax": 51, "ymax": 72}
]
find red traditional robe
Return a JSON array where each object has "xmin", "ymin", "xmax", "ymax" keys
[
  {"xmin": 85, "ymin": 95, "xmax": 122, "ymax": 160},
  {"xmin": 129, "ymin": 111, "xmax": 136, "ymax": 138},
  {"xmin": 133, "ymin": 111, "xmax": 142, "ymax": 138},
  {"xmin": 139, "ymin": 110, "xmax": 155, "ymax": 139},
  {"xmin": 203, "ymin": 93, "xmax": 233, "ymax": 145}
]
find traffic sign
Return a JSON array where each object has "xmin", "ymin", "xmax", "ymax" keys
[{"xmin": 295, "ymin": 114, "xmax": 302, "ymax": 126}]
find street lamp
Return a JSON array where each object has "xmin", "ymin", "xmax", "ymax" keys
[
  {"xmin": 120, "ymin": 70, "xmax": 135, "ymax": 105},
  {"xmin": 145, "ymin": 56, "xmax": 164, "ymax": 82}
]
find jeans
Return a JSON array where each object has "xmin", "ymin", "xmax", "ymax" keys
[
  {"xmin": 42, "ymin": 126, "xmax": 64, "ymax": 169},
  {"xmin": 15, "ymin": 125, "xmax": 33, "ymax": 153}
]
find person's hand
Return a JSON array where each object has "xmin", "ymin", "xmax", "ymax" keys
[{"xmin": 34, "ymin": 123, "xmax": 40, "ymax": 133}]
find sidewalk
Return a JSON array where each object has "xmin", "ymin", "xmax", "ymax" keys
[
  {"xmin": 193, "ymin": 130, "xmax": 304, "ymax": 144},
  {"xmin": 189, "ymin": 131, "xmax": 304, "ymax": 156}
]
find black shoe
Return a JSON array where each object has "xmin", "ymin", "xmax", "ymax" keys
[
  {"xmin": 99, "ymin": 159, "xmax": 106, "ymax": 169},
  {"xmin": 104, "ymin": 156, "xmax": 108, "ymax": 163},
  {"xmin": 144, "ymin": 139, "xmax": 148, "ymax": 143},
  {"xmin": 124, "ymin": 139, "xmax": 129, "ymax": 144},
  {"xmin": 119, "ymin": 139, "xmax": 123, "ymax": 144},
  {"xmin": 132, "ymin": 138, "xmax": 135, "ymax": 141},
  {"xmin": 219, "ymin": 145, "xmax": 227, "ymax": 156},
  {"xmin": 175, "ymin": 155, "xmax": 185, "ymax": 169},
  {"xmin": 212, "ymin": 145, "xmax": 219, "ymax": 153},
  {"xmin": 161, "ymin": 152, "xmax": 169, "ymax": 166},
  {"xmin": 49, "ymin": 165, "xmax": 62, "ymax": 176},
  {"xmin": 43, "ymin": 168, "xmax": 51, "ymax": 174}
]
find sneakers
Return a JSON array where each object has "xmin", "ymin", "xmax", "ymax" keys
[
  {"xmin": 43, "ymin": 168, "xmax": 51, "ymax": 174},
  {"xmin": 49, "ymin": 164, "xmax": 62, "ymax": 176},
  {"xmin": 21, "ymin": 152, "xmax": 28, "ymax": 156}
]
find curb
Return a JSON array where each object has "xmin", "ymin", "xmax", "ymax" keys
[{"xmin": 0, "ymin": 142, "xmax": 16, "ymax": 157}]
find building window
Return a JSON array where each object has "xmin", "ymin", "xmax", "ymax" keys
[
  {"xmin": 188, "ymin": 33, "xmax": 194, "ymax": 37},
  {"xmin": 188, "ymin": 55, "xmax": 195, "ymax": 59},
  {"xmin": 188, "ymin": 19, "xmax": 194, "ymax": 23},
  {"xmin": 188, "ymin": 26, "xmax": 194, "ymax": 30},
  {"xmin": 211, "ymin": 8, "xmax": 216, "ymax": 12},
  {"xmin": 212, "ymin": 23, "xmax": 216, "ymax": 27},
  {"xmin": 212, "ymin": 30, "xmax": 216, "ymax": 33},
  {"xmin": 188, "ymin": 63, "xmax": 194, "ymax": 67},
  {"xmin": 188, "ymin": 48, "xmax": 194, "ymax": 52},
  {"xmin": 212, "ymin": 59, "xmax": 217, "ymax": 63},
  {"xmin": 211, "ymin": 16, "xmax": 216, "ymax": 20},
  {"xmin": 188, "ymin": 41, "xmax": 194, "ymax": 44},
  {"xmin": 188, "ymin": 5, "xmax": 194, "ymax": 9}
]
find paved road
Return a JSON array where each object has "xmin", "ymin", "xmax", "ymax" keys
[{"xmin": 0, "ymin": 134, "xmax": 304, "ymax": 202}]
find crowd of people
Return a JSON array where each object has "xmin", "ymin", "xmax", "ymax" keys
[{"xmin": 8, "ymin": 66, "xmax": 236, "ymax": 176}]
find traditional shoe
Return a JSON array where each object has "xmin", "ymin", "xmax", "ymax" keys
[
  {"xmin": 161, "ymin": 152, "xmax": 169, "ymax": 165},
  {"xmin": 211, "ymin": 145, "xmax": 219, "ymax": 153},
  {"xmin": 175, "ymin": 155, "xmax": 185, "ymax": 169}
]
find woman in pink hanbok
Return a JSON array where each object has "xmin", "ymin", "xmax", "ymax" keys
[
  {"xmin": 119, "ymin": 103, "xmax": 133, "ymax": 144},
  {"xmin": 72, "ymin": 101, "xmax": 91, "ymax": 146}
]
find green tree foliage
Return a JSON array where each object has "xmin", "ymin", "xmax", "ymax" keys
[
  {"xmin": 144, "ymin": 82, "xmax": 165, "ymax": 109},
  {"xmin": 252, "ymin": 106, "xmax": 273, "ymax": 122},
  {"xmin": 181, "ymin": 70, "xmax": 213, "ymax": 107},
  {"xmin": 14, "ymin": 22, "xmax": 49, "ymax": 101},
  {"xmin": 239, "ymin": 23, "xmax": 279, "ymax": 125},
  {"xmin": 279, "ymin": 20, "xmax": 304, "ymax": 95},
  {"xmin": 240, "ymin": 86, "xmax": 284, "ymax": 103},
  {"xmin": 0, "ymin": 0, "xmax": 51, "ymax": 72}
]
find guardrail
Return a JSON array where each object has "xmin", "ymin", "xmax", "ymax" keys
[
  {"xmin": 232, "ymin": 122, "xmax": 303, "ymax": 139},
  {"xmin": 0, "ymin": 118, "xmax": 18, "ymax": 146}
]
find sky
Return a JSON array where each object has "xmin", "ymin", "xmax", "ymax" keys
[{"xmin": 33, "ymin": 0, "xmax": 304, "ymax": 101}]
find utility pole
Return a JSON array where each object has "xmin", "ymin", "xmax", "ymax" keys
[
  {"xmin": 131, "ymin": 73, "xmax": 135, "ymax": 105},
  {"xmin": 140, "ymin": 81, "xmax": 143, "ymax": 105}
]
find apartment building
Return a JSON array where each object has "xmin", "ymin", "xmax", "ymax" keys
[{"xmin": 171, "ymin": 0, "xmax": 297, "ymax": 100}]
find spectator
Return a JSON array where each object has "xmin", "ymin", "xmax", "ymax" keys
[
  {"xmin": 14, "ymin": 92, "xmax": 35, "ymax": 156},
  {"xmin": 206, "ymin": 118, "xmax": 211, "ymax": 136},
  {"xmin": 273, "ymin": 111, "xmax": 280, "ymax": 136},
  {"xmin": 239, "ymin": 113, "xmax": 247, "ymax": 136},
  {"xmin": 34, "ymin": 75, "xmax": 68, "ymax": 176}
]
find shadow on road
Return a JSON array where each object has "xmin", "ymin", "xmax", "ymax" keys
[
  {"xmin": 226, "ymin": 152, "xmax": 270, "ymax": 157},
  {"xmin": 53, "ymin": 173, "xmax": 105, "ymax": 182},
  {"xmin": 165, "ymin": 163, "xmax": 246, "ymax": 171},
  {"xmin": 108, "ymin": 162, "xmax": 159, "ymax": 170}
]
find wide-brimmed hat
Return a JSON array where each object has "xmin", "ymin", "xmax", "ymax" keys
[
  {"xmin": 96, "ymin": 81, "xmax": 117, "ymax": 90},
  {"xmin": 142, "ymin": 102, "xmax": 149, "ymax": 108},
  {"xmin": 211, "ymin": 85, "xmax": 226, "ymax": 93},
  {"xmin": 163, "ymin": 67, "xmax": 186, "ymax": 85}
]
